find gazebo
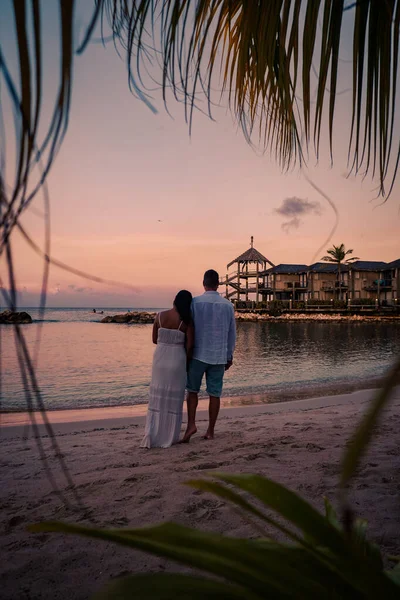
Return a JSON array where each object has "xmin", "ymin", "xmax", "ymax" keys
[{"xmin": 223, "ymin": 237, "xmax": 275, "ymax": 303}]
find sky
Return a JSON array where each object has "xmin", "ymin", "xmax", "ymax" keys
[{"xmin": 1, "ymin": 2, "xmax": 400, "ymax": 308}]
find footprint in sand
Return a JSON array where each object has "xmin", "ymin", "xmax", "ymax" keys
[
  {"xmin": 243, "ymin": 453, "xmax": 262, "ymax": 461},
  {"xmin": 72, "ymin": 477, "xmax": 115, "ymax": 491},
  {"xmin": 306, "ymin": 442, "xmax": 325, "ymax": 452},
  {"xmin": 184, "ymin": 497, "xmax": 223, "ymax": 521},
  {"xmin": 138, "ymin": 490, "xmax": 162, "ymax": 504},
  {"xmin": 191, "ymin": 461, "xmax": 228, "ymax": 470},
  {"xmin": 115, "ymin": 495, "xmax": 134, "ymax": 503},
  {"xmin": 280, "ymin": 436, "xmax": 296, "ymax": 445},
  {"xmin": 110, "ymin": 516, "xmax": 129, "ymax": 526}
]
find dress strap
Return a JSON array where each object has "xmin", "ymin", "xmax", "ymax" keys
[{"xmin": 178, "ymin": 320, "xmax": 183, "ymax": 331}]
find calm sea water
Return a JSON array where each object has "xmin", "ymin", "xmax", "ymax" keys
[{"xmin": 1, "ymin": 308, "xmax": 400, "ymax": 411}]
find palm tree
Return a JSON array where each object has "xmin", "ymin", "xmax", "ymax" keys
[{"xmin": 321, "ymin": 243, "xmax": 359, "ymax": 300}]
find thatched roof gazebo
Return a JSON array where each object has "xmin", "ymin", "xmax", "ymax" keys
[{"xmin": 223, "ymin": 237, "xmax": 275, "ymax": 303}]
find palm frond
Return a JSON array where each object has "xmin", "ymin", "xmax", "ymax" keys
[
  {"xmin": 99, "ymin": 0, "xmax": 400, "ymax": 197},
  {"xmin": 320, "ymin": 255, "xmax": 337, "ymax": 262},
  {"xmin": 344, "ymin": 256, "xmax": 359, "ymax": 263}
]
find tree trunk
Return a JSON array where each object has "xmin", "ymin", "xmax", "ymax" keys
[{"xmin": 338, "ymin": 262, "xmax": 341, "ymax": 301}]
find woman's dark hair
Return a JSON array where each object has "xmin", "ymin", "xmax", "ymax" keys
[{"xmin": 174, "ymin": 290, "xmax": 193, "ymax": 325}]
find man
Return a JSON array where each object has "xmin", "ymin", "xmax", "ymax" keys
[{"xmin": 182, "ymin": 269, "xmax": 236, "ymax": 442}]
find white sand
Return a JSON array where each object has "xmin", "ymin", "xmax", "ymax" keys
[{"xmin": 1, "ymin": 387, "xmax": 400, "ymax": 599}]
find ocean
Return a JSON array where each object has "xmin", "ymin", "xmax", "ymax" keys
[{"xmin": 2, "ymin": 307, "xmax": 400, "ymax": 411}]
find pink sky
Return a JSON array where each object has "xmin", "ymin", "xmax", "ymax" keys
[{"xmin": 3, "ymin": 4, "xmax": 400, "ymax": 308}]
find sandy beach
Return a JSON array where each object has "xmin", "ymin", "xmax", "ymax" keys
[{"xmin": 1, "ymin": 388, "xmax": 400, "ymax": 599}]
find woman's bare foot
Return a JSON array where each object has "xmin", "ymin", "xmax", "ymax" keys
[
  {"xmin": 202, "ymin": 429, "xmax": 214, "ymax": 440},
  {"xmin": 180, "ymin": 426, "xmax": 197, "ymax": 443}
]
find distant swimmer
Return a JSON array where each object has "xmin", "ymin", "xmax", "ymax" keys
[{"xmin": 92, "ymin": 309, "xmax": 96, "ymax": 313}]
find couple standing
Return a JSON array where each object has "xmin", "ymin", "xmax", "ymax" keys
[{"xmin": 140, "ymin": 269, "xmax": 236, "ymax": 448}]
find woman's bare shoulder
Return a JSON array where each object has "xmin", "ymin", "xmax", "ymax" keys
[{"xmin": 159, "ymin": 308, "xmax": 176, "ymax": 326}]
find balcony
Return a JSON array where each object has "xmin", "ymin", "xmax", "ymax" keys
[
  {"xmin": 321, "ymin": 281, "xmax": 348, "ymax": 292},
  {"xmin": 363, "ymin": 279, "xmax": 392, "ymax": 291},
  {"xmin": 285, "ymin": 282, "xmax": 308, "ymax": 289}
]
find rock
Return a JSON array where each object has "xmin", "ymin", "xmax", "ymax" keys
[
  {"xmin": 233, "ymin": 311, "xmax": 397, "ymax": 323},
  {"xmin": 100, "ymin": 316, "xmax": 113, "ymax": 323},
  {"xmin": 0, "ymin": 310, "xmax": 32, "ymax": 324},
  {"xmin": 100, "ymin": 311, "xmax": 155, "ymax": 324},
  {"xmin": 113, "ymin": 314, "xmax": 131, "ymax": 323}
]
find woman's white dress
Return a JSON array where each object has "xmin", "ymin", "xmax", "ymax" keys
[{"xmin": 140, "ymin": 321, "xmax": 186, "ymax": 448}]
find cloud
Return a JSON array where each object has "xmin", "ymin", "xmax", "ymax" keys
[
  {"xmin": 282, "ymin": 217, "xmax": 301, "ymax": 233},
  {"xmin": 275, "ymin": 197, "xmax": 322, "ymax": 232}
]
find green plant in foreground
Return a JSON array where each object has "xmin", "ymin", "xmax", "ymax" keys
[{"xmin": 30, "ymin": 356, "xmax": 400, "ymax": 598}]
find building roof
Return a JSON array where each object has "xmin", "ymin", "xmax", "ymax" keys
[
  {"xmin": 227, "ymin": 237, "xmax": 275, "ymax": 268},
  {"xmin": 387, "ymin": 258, "xmax": 400, "ymax": 269},
  {"xmin": 308, "ymin": 262, "xmax": 342, "ymax": 273},
  {"xmin": 264, "ymin": 263, "xmax": 308, "ymax": 275},
  {"xmin": 349, "ymin": 260, "xmax": 388, "ymax": 271}
]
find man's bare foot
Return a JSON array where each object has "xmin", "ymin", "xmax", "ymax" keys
[
  {"xmin": 202, "ymin": 430, "xmax": 214, "ymax": 440},
  {"xmin": 180, "ymin": 426, "xmax": 197, "ymax": 443}
]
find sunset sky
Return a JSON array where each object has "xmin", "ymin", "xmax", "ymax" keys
[{"xmin": 2, "ymin": 2, "xmax": 400, "ymax": 308}]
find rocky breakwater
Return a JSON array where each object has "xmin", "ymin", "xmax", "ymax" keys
[
  {"xmin": 0, "ymin": 309, "xmax": 32, "ymax": 324},
  {"xmin": 235, "ymin": 312, "xmax": 399, "ymax": 323},
  {"xmin": 101, "ymin": 311, "xmax": 156, "ymax": 324}
]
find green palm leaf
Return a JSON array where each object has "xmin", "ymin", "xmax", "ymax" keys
[
  {"xmin": 203, "ymin": 473, "xmax": 346, "ymax": 553},
  {"xmin": 96, "ymin": 0, "xmax": 400, "ymax": 197},
  {"xmin": 28, "ymin": 521, "xmax": 339, "ymax": 598}
]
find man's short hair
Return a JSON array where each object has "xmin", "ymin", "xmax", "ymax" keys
[{"xmin": 203, "ymin": 269, "xmax": 219, "ymax": 289}]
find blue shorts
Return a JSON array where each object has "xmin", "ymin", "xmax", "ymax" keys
[{"xmin": 186, "ymin": 359, "xmax": 225, "ymax": 397}]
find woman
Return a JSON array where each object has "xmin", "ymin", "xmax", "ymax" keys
[{"xmin": 140, "ymin": 290, "xmax": 194, "ymax": 448}]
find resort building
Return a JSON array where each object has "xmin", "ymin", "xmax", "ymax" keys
[
  {"xmin": 306, "ymin": 262, "xmax": 349, "ymax": 301},
  {"xmin": 347, "ymin": 261, "xmax": 392, "ymax": 302},
  {"xmin": 263, "ymin": 264, "xmax": 308, "ymax": 301},
  {"xmin": 221, "ymin": 239, "xmax": 400, "ymax": 305},
  {"xmin": 389, "ymin": 259, "xmax": 400, "ymax": 301}
]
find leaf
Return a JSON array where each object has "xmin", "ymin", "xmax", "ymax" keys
[
  {"xmin": 204, "ymin": 474, "xmax": 398, "ymax": 596},
  {"xmin": 98, "ymin": 0, "xmax": 400, "ymax": 197},
  {"xmin": 92, "ymin": 573, "xmax": 253, "ymax": 600},
  {"xmin": 29, "ymin": 521, "xmax": 349, "ymax": 598},
  {"xmin": 210, "ymin": 473, "xmax": 346, "ymax": 554},
  {"xmin": 324, "ymin": 497, "xmax": 340, "ymax": 530},
  {"xmin": 186, "ymin": 478, "xmax": 300, "ymax": 542},
  {"xmin": 341, "ymin": 354, "xmax": 400, "ymax": 487},
  {"xmin": 386, "ymin": 563, "xmax": 400, "ymax": 587}
]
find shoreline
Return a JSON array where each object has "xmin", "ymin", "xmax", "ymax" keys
[
  {"xmin": 2, "ymin": 384, "xmax": 399, "ymax": 438},
  {"xmin": 0, "ymin": 376, "xmax": 387, "ymax": 422}
]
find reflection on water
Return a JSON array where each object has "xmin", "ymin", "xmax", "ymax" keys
[{"xmin": 2, "ymin": 318, "xmax": 400, "ymax": 411}]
